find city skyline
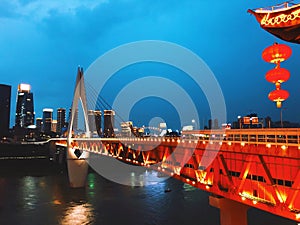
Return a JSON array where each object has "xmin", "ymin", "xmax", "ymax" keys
[{"xmin": 1, "ymin": 0, "xmax": 300, "ymax": 129}]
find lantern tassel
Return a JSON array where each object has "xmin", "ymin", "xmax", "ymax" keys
[{"xmin": 276, "ymin": 101, "xmax": 282, "ymax": 108}]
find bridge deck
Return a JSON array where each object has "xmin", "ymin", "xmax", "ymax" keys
[{"xmin": 53, "ymin": 128, "xmax": 300, "ymax": 222}]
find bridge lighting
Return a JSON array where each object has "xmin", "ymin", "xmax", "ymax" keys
[
  {"xmin": 241, "ymin": 196, "xmax": 246, "ymax": 201},
  {"xmin": 205, "ymin": 185, "xmax": 210, "ymax": 190},
  {"xmin": 241, "ymin": 142, "xmax": 245, "ymax": 147},
  {"xmin": 228, "ymin": 142, "xmax": 232, "ymax": 146},
  {"xmin": 186, "ymin": 178, "xmax": 190, "ymax": 182},
  {"xmin": 281, "ymin": 145, "xmax": 287, "ymax": 150},
  {"xmin": 202, "ymin": 141, "xmax": 206, "ymax": 144},
  {"xmin": 253, "ymin": 200, "xmax": 258, "ymax": 205},
  {"xmin": 192, "ymin": 181, "xmax": 196, "ymax": 185},
  {"xmin": 296, "ymin": 213, "xmax": 300, "ymax": 220},
  {"xmin": 266, "ymin": 143, "xmax": 271, "ymax": 148}
]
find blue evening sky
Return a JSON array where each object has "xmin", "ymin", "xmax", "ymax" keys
[{"xmin": 1, "ymin": 0, "xmax": 300, "ymax": 129}]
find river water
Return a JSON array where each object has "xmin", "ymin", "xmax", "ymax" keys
[{"xmin": 0, "ymin": 163, "xmax": 296, "ymax": 225}]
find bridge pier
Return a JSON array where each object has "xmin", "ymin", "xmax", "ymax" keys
[
  {"xmin": 67, "ymin": 147, "xmax": 89, "ymax": 188},
  {"xmin": 209, "ymin": 195, "xmax": 249, "ymax": 225}
]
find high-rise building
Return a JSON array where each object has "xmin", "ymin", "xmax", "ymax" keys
[
  {"xmin": 56, "ymin": 108, "xmax": 66, "ymax": 134},
  {"xmin": 103, "ymin": 110, "xmax": 115, "ymax": 138},
  {"xmin": 51, "ymin": 120, "xmax": 57, "ymax": 133},
  {"xmin": 36, "ymin": 118, "xmax": 43, "ymax": 132},
  {"xmin": 214, "ymin": 119, "xmax": 219, "ymax": 129},
  {"xmin": 15, "ymin": 84, "xmax": 35, "ymax": 128},
  {"xmin": 88, "ymin": 110, "xmax": 102, "ymax": 136},
  {"xmin": 208, "ymin": 119, "xmax": 212, "ymax": 129},
  {"xmin": 88, "ymin": 110, "xmax": 96, "ymax": 133},
  {"xmin": 95, "ymin": 110, "xmax": 101, "ymax": 137},
  {"xmin": 0, "ymin": 84, "xmax": 11, "ymax": 137},
  {"xmin": 42, "ymin": 108, "xmax": 53, "ymax": 133}
]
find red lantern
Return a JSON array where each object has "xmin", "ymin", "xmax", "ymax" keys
[
  {"xmin": 262, "ymin": 43, "xmax": 292, "ymax": 64},
  {"xmin": 268, "ymin": 89, "xmax": 289, "ymax": 108},
  {"xmin": 265, "ymin": 67, "xmax": 290, "ymax": 90}
]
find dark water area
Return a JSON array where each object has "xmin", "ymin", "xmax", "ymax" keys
[{"xmin": 0, "ymin": 160, "xmax": 296, "ymax": 225}]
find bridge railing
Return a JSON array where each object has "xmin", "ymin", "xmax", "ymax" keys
[
  {"xmin": 51, "ymin": 128, "xmax": 300, "ymax": 148},
  {"xmin": 182, "ymin": 128, "xmax": 300, "ymax": 147}
]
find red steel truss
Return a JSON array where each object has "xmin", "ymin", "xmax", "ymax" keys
[{"xmin": 58, "ymin": 128, "xmax": 300, "ymax": 222}]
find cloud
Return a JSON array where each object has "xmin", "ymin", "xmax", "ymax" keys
[{"xmin": 0, "ymin": 0, "xmax": 108, "ymax": 20}]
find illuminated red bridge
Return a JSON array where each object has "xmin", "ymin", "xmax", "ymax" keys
[
  {"xmin": 54, "ymin": 128, "xmax": 300, "ymax": 225},
  {"xmin": 50, "ymin": 66, "xmax": 300, "ymax": 225}
]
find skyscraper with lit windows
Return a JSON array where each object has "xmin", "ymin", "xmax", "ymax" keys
[
  {"xmin": 88, "ymin": 110, "xmax": 102, "ymax": 136},
  {"xmin": 104, "ymin": 110, "xmax": 115, "ymax": 138},
  {"xmin": 42, "ymin": 108, "xmax": 53, "ymax": 133},
  {"xmin": 56, "ymin": 108, "xmax": 66, "ymax": 134},
  {"xmin": 15, "ymin": 84, "xmax": 35, "ymax": 128}
]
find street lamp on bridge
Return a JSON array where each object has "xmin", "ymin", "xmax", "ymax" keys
[{"xmin": 280, "ymin": 107, "xmax": 287, "ymax": 128}]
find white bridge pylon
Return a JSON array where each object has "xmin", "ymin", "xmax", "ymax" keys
[{"xmin": 67, "ymin": 67, "xmax": 90, "ymax": 188}]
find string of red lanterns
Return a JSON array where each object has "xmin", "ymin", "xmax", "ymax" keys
[{"xmin": 262, "ymin": 42, "xmax": 292, "ymax": 108}]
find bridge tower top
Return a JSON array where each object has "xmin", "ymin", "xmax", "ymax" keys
[{"xmin": 67, "ymin": 67, "xmax": 90, "ymax": 140}]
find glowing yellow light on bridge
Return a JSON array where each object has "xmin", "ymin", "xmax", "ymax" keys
[
  {"xmin": 253, "ymin": 200, "xmax": 258, "ymax": 205},
  {"xmin": 202, "ymin": 141, "xmax": 206, "ymax": 144},
  {"xmin": 241, "ymin": 196, "xmax": 246, "ymax": 201},
  {"xmin": 266, "ymin": 143, "xmax": 271, "ymax": 148},
  {"xmin": 241, "ymin": 142, "xmax": 245, "ymax": 147},
  {"xmin": 281, "ymin": 145, "xmax": 287, "ymax": 150},
  {"xmin": 205, "ymin": 185, "xmax": 210, "ymax": 190},
  {"xmin": 228, "ymin": 142, "xmax": 232, "ymax": 146},
  {"xmin": 192, "ymin": 181, "xmax": 196, "ymax": 185},
  {"xmin": 296, "ymin": 213, "xmax": 300, "ymax": 220},
  {"xmin": 171, "ymin": 172, "xmax": 174, "ymax": 176},
  {"xmin": 186, "ymin": 178, "xmax": 190, "ymax": 182}
]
